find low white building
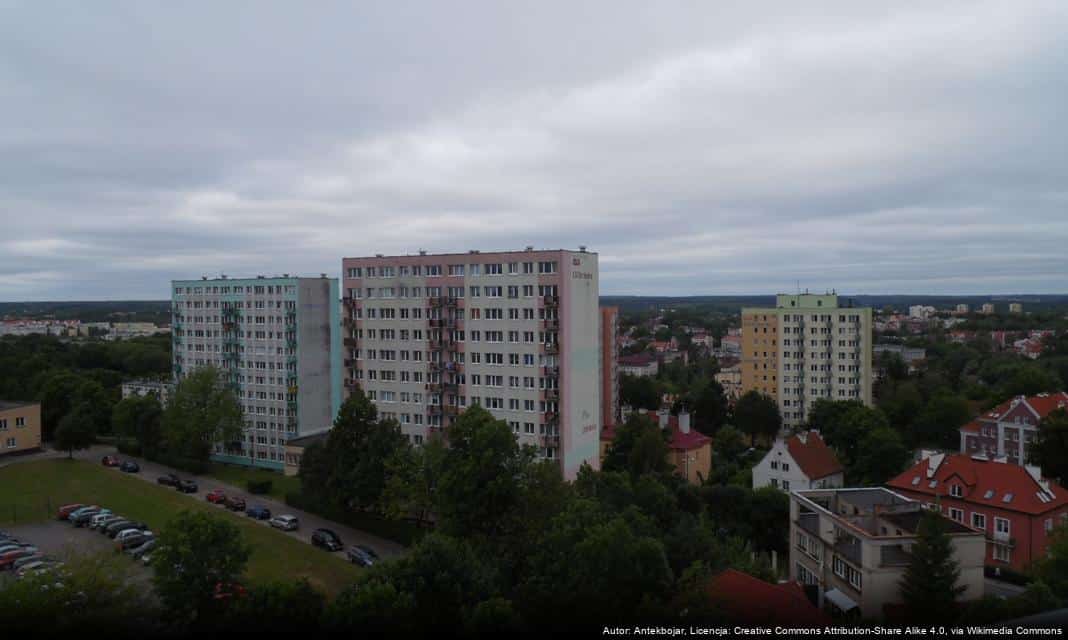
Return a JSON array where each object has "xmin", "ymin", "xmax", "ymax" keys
[
  {"xmin": 618, "ymin": 353, "xmax": 658, "ymax": 377},
  {"xmin": 753, "ymin": 431, "xmax": 845, "ymax": 492},
  {"xmin": 120, "ymin": 380, "xmax": 174, "ymax": 406}
]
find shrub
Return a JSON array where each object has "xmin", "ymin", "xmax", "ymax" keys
[
  {"xmin": 247, "ymin": 479, "xmax": 273, "ymax": 495},
  {"xmin": 285, "ymin": 491, "xmax": 426, "ymax": 546}
]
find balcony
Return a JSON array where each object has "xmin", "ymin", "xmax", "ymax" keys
[
  {"xmin": 542, "ymin": 434, "xmax": 560, "ymax": 447},
  {"xmin": 342, "ymin": 317, "xmax": 356, "ymax": 329},
  {"xmin": 544, "ymin": 343, "xmax": 559, "ymax": 355},
  {"xmin": 430, "ymin": 297, "xmax": 458, "ymax": 309},
  {"xmin": 542, "ymin": 365, "xmax": 559, "ymax": 377},
  {"xmin": 543, "ymin": 389, "xmax": 559, "ymax": 401},
  {"xmin": 343, "ymin": 358, "xmax": 354, "ymax": 367},
  {"xmin": 992, "ymin": 530, "xmax": 1012, "ymax": 544},
  {"xmin": 543, "ymin": 411, "xmax": 559, "ymax": 425},
  {"xmin": 343, "ymin": 337, "xmax": 358, "ymax": 348},
  {"xmin": 344, "ymin": 379, "xmax": 358, "ymax": 390},
  {"xmin": 543, "ymin": 319, "xmax": 559, "ymax": 330},
  {"xmin": 542, "ymin": 295, "xmax": 559, "ymax": 308}
]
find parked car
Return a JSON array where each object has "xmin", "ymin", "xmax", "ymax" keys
[
  {"xmin": 224, "ymin": 496, "xmax": 246, "ymax": 512},
  {"xmin": 106, "ymin": 520, "xmax": 147, "ymax": 538},
  {"xmin": 101, "ymin": 455, "xmax": 120, "ymax": 467},
  {"xmin": 157, "ymin": 473, "xmax": 179, "ymax": 487},
  {"xmin": 206, "ymin": 489, "xmax": 227, "ymax": 504},
  {"xmin": 268, "ymin": 515, "xmax": 299, "ymax": 531},
  {"xmin": 94, "ymin": 515, "xmax": 125, "ymax": 531},
  {"xmin": 213, "ymin": 582, "xmax": 248, "ymax": 601},
  {"xmin": 117, "ymin": 531, "xmax": 153, "ymax": 551},
  {"xmin": 56, "ymin": 503, "xmax": 85, "ymax": 520},
  {"xmin": 346, "ymin": 545, "xmax": 379, "ymax": 567},
  {"xmin": 0, "ymin": 549, "xmax": 39, "ymax": 570},
  {"xmin": 70, "ymin": 507, "xmax": 103, "ymax": 527},
  {"xmin": 89, "ymin": 511, "xmax": 116, "ymax": 529},
  {"xmin": 66, "ymin": 506, "xmax": 99, "ymax": 522},
  {"xmin": 15, "ymin": 560, "xmax": 53, "ymax": 578},
  {"xmin": 0, "ymin": 544, "xmax": 34, "ymax": 557},
  {"xmin": 120, "ymin": 461, "xmax": 140, "ymax": 473},
  {"xmin": 245, "ymin": 505, "xmax": 271, "ymax": 520},
  {"xmin": 126, "ymin": 538, "xmax": 156, "ymax": 558},
  {"xmin": 176, "ymin": 479, "xmax": 198, "ymax": 493},
  {"xmin": 311, "ymin": 529, "xmax": 343, "ymax": 551},
  {"xmin": 11, "ymin": 554, "xmax": 45, "ymax": 571}
]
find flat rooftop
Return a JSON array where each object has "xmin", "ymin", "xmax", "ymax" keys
[{"xmin": 343, "ymin": 247, "xmax": 595, "ymax": 260}]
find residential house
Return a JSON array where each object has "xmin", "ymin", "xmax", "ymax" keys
[
  {"xmin": 958, "ymin": 392, "xmax": 1068, "ymax": 466},
  {"xmin": 753, "ymin": 431, "xmax": 845, "ymax": 492},
  {"xmin": 619, "ymin": 352, "xmax": 659, "ymax": 377},
  {"xmin": 886, "ymin": 452, "xmax": 1068, "ymax": 572},
  {"xmin": 600, "ymin": 408, "xmax": 712, "ymax": 484}
]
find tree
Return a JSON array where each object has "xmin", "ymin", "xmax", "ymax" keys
[
  {"xmin": 1033, "ymin": 523, "xmax": 1068, "ymax": 600},
  {"xmin": 733, "ymin": 391, "xmax": 781, "ymax": 445},
  {"xmin": 381, "ymin": 436, "xmax": 447, "ymax": 527},
  {"xmin": 620, "ymin": 373, "xmax": 660, "ymax": 411},
  {"xmin": 72, "ymin": 378, "xmax": 114, "ymax": 436},
  {"xmin": 821, "ymin": 404, "xmax": 889, "ymax": 468},
  {"xmin": 161, "ymin": 367, "xmax": 243, "ymax": 462},
  {"xmin": 602, "ymin": 413, "xmax": 671, "ymax": 476},
  {"xmin": 326, "ymin": 534, "xmax": 499, "ymax": 633},
  {"xmin": 54, "ymin": 402, "xmax": 97, "ymax": 459},
  {"xmin": 912, "ymin": 393, "xmax": 971, "ymax": 449},
  {"xmin": 222, "ymin": 579, "xmax": 325, "ymax": 632},
  {"xmin": 112, "ymin": 394, "xmax": 163, "ymax": 456},
  {"xmin": 899, "ymin": 510, "xmax": 967, "ymax": 623},
  {"xmin": 1000, "ymin": 364, "xmax": 1061, "ymax": 399},
  {"xmin": 851, "ymin": 427, "xmax": 910, "ymax": 484},
  {"xmin": 689, "ymin": 380, "xmax": 728, "ymax": 436},
  {"xmin": 152, "ymin": 511, "xmax": 252, "ymax": 627},
  {"xmin": 713, "ymin": 425, "xmax": 747, "ymax": 460},
  {"xmin": 37, "ymin": 370, "xmax": 82, "ymax": 440},
  {"xmin": 1030, "ymin": 408, "xmax": 1068, "ymax": 484},
  {"xmin": 437, "ymin": 405, "xmax": 533, "ymax": 538},
  {"xmin": 807, "ymin": 398, "xmax": 864, "ymax": 433}
]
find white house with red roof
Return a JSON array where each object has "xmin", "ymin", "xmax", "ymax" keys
[
  {"xmin": 887, "ymin": 453, "xmax": 1068, "ymax": 572},
  {"xmin": 958, "ymin": 392, "xmax": 1068, "ymax": 466},
  {"xmin": 752, "ymin": 431, "xmax": 845, "ymax": 492}
]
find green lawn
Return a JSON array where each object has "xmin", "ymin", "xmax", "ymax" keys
[
  {"xmin": 0, "ymin": 459, "xmax": 361, "ymax": 596},
  {"xmin": 203, "ymin": 462, "xmax": 302, "ymax": 500}
]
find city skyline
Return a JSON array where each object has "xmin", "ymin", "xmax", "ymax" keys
[{"xmin": 3, "ymin": 1, "xmax": 1068, "ymax": 300}]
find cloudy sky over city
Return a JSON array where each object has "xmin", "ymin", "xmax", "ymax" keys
[{"xmin": 2, "ymin": 1, "xmax": 1067, "ymax": 299}]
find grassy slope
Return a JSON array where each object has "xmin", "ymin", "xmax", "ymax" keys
[
  {"xmin": 0, "ymin": 458, "xmax": 360, "ymax": 596},
  {"xmin": 204, "ymin": 462, "xmax": 302, "ymax": 500}
]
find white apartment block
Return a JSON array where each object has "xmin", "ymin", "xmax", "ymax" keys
[
  {"xmin": 742, "ymin": 294, "xmax": 873, "ymax": 430},
  {"xmin": 341, "ymin": 248, "xmax": 602, "ymax": 480},
  {"xmin": 790, "ymin": 488, "xmax": 985, "ymax": 620},
  {"xmin": 171, "ymin": 276, "xmax": 342, "ymax": 471}
]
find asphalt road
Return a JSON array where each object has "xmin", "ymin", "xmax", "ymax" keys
[{"xmin": 66, "ymin": 445, "xmax": 405, "ymax": 561}]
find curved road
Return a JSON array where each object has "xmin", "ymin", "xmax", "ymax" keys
[{"xmin": 33, "ymin": 445, "xmax": 406, "ymax": 561}]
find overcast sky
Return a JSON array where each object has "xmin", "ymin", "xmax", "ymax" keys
[{"xmin": 2, "ymin": 1, "xmax": 1067, "ymax": 300}]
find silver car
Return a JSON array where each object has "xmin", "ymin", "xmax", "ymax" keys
[{"xmin": 268, "ymin": 515, "xmax": 299, "ymax": 531}]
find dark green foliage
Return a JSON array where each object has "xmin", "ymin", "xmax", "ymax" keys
[
  {"xmin": 246, "ymin": 479, "xmax": 273, "ymax": 495},
  {"xmin": 852, "ymin": 426, "xmax": 910, "ymax": 484},
  {"xmin": 912, "ymin": 393, "xmax": 972, "ymax": 449},
  {"xmin": 602, "ymin": 413, "xmax": 672, "ymax": 476},
  {"xmin": 621, "ymin": 373, "xmax": 660, "ymax": 410},
  {"xmin": 1030, "ymin": 409, "xmax": 1068, "ymax": 484},
  {"xmin": 733, "ymin": 390, "xmax": 781, "ymax": 445},
  {"xmin": 54, "ymin": 401, "xmax": 97, "ymax": 458},
  {"xmin": 899, "ymin": 511, "xmax": 967, "ymax": 623},
  {"xmin": 1033, "ymin": 523, "xmax": 1068, "ymax": 600},
  {"xmin": 819, "ymin": 402, "xmax": 889, "ymax": 468},
  {"xmin": 112, "ymin": 393, "xmax": 163, "ymax": 457},
  {"xmin": 222, "ymin": 579, "xmax": 325, "ymax": 632},
  {"xmin": 161, "ymin": 367, "xmax": 244, "ymax": 462},
  {"xmin": 152, "ymin": 511, "xmax": 252, "ymax": 628}
]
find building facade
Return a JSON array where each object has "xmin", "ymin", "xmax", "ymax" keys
[
  {"xmin": 958, "ymin": 392, "xmax": 1068, "ymax": 466},
  {"xmin": 0, "ymin": 401, "xmax": 42, "ymax": 456},
  {"xmin": 171, "ymin": 276, "xmax": 342, "ymax": 470},
  {"xmin": 887, "ymin": 453, "xmax": 1068, "ymax": 572},
  {"xmin": 790, "ymin": 487, "xmax": 985, "ymax": 620},
  {"xmin": 600, "ymin": 409, "xmax": 712, "ymax": 484},
  {"xmin": 600, "ymin": 306, "xmax": 620, "ymax": 428},
  {"xmin": 121, "ymin": 380, "xmax": 174, "ymax": 406},
  {"xmin": 753, "ymin": 431, "xmax": 844, "ymax": 492},
  {"xmin": 715, "ymin": 365, "xmax": 742, "ymax": 400},
  {"xmin": 340, "ymin": 248, "xmax": 601, "ymax": 480},
  {"xmin": 742, "ymin": 294, "xmax": 873, "ymax": 429},
  {"xmin": 619, "ymin": 352, "xmax": 658, "ymax": 377}
]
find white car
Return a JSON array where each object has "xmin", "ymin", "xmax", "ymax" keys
[
  {"xmin": 89, "ymin": 510, "xmax": 114, "ymax": 528},
  {"xmin": 115, "ymin": 529, "xmax": 152, "ymax": 544},
  {"xmin": 269, "ymin": 515, "xmax": 299, "ymax": 531}
]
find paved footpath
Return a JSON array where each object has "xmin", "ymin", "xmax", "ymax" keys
[{"xmin": 6, "ymin": 444, "xmax": 405, "ymax": 561}]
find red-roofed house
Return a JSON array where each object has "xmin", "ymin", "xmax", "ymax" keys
[
  {"xmin": 958, "ymin": 392, "xmax": 1068, "ymax": 466},
  {"xmin": 600, "ymin": 409, "xmax": 712, "ymax": 484},
  {"xmin": 752, "ymin": 431, "xmax": 845, "ymax": 492},
  {"xmin": 886, "ymin": 453, "xmax": 1068, "ymax": 571},
  {"xmin": 618, "ymin": 352, "xmax": 658, "ymax": 377},
  {"xmin": 706, "ymin": 569, "xmax": 830, "ymax": 627}
]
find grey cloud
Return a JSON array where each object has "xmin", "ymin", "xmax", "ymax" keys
[{"xmin": 2, "ymin": 0, "xmax": 1067, "ymax": 299}]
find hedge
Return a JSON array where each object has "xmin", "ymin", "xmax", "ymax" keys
[
  {"xmin": 284, "ymin": 491, "xmax": 426, "ymax": 546},
  {"xmin": 247, "ymin": 479, "xmax": 273, "ymax": 495}
]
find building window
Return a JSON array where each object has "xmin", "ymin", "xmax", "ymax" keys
[
  {"xmin": 993, "ymin": 544, "xmax": 1011, "ymax": 563},
  {"xmin": 948, "ymin": 508, "xmax": 964, "ymax": 523},
  {"xmin": 972, "ymin": 513, "xmax": 986, "ymax": 531},
  {"xmin": 950, "ymin": 484, "xmax": 963, "ymax": 498},
  {"xmin": 995, "ymin": 517, "xmax": 1010, "ymax": 536}
]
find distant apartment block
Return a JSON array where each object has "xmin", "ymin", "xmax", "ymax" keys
[
  {"xmin": 1009, "ymin": 303, "xmax": 1023, "ymax": 314},
  {"xmin": 981, "ymin": 303, "xmax": 996, "ymax": 314},
  {"xmin": 790, "ymin": 487, "xmax": 984, "ymax": 619},
  {"xmin": 715, "ymin": 365, "xmax": 742, "ymax": 400},
  {"xmin": 340, "ymin": 248, "xmax": 601, "ymax": 480},
  {"xmin": 121, "ymin": 380, "xmax": 174, "ymax": 406},
  {"xmin": 0, "ymin": 401, "xmax": 42, "ymax": 456},
  {"xmin": 955, "ymin": 304, "xmax": 970, "ymax": 314},
  {"xmin": 908, "ymin": 305, "xmax": 935, "ymax": 320},
  {"xmin": 887, "ymin": 453, "xmax": 1068, "ymax": 572},
  {"xmin": 742, "ymin": 294, "xmax": 873, "ymax": 429},
  {"xmin": 958, "ymin": 392, "xmax": 1068, "ymax": 466},
  {"xmin": 171, "ymin": 276, "xmax": 342, "ymax": 470},
  {"xmin": 601, "ymin": 306, "xmax": 620, "ymax": 427},
  {"xmin": 618, "ymin": 352, "xmax": 658, "ymax": 377}
]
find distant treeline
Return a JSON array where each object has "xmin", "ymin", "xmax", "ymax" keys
[{"xmin": 0, "ymin": 301, "xmax": 171, "ymax": 324}]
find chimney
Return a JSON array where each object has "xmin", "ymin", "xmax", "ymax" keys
[
  {"xmin": 678, "ymin": 411, "xmax": 690, "ymax": 434},
  {"xmin": 657, "ymin": 408, "xmax": 670, "ymax": 429}
]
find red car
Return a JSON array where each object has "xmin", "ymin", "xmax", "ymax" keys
[
  {"xmin": 56, "ymin": 503, "xmax": 85, "ymax": 520},
  {"xmin": 206, "ymin": 489, "xmax": 227, "ymax": 504},
  {"xmin": 101, "ymin": 455, "xmax": 120, "ymax": 467},
  {"xmin": 213, "ymin": 582, "xmax": 248, "ymax": 601},
  {"xmin": 0, "ymin": 548, "xmax": 37, "ymax": 570}
]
